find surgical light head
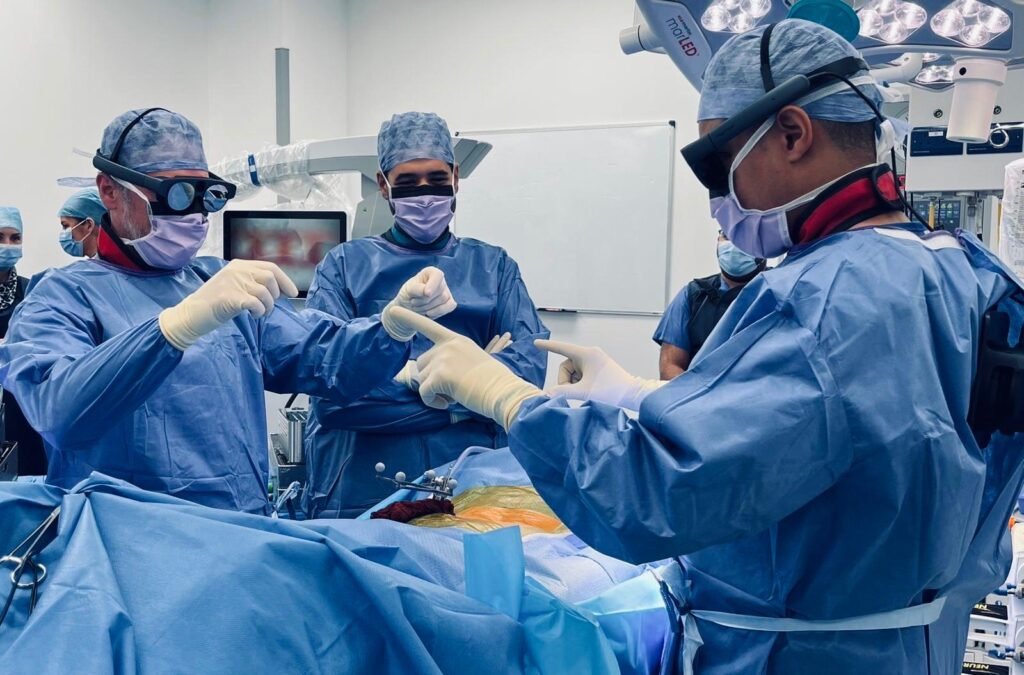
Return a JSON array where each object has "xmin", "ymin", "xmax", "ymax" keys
[{"xmin": 625, "ymin": 0, "xmax": 1019, "ymax": 146}]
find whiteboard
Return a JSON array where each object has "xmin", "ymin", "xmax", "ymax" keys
[{"xmin": 454, "ymin": 122, "xmax": 674, "ymax": 314}]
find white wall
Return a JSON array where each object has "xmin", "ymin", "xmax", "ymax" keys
[
  {"xmin": 205, "ymin": 0, "xmax": 350, "ymax": 243},
  {"xmin": 345, "ymin": 0, "xmax": 720, "ymax": 380},
  {"xmin": 0, "ymin": 0, "xmax": 210, "ymax": 274},
  {"xmin": 204, "ymin": 0, "xmax": 350, "ymax": 435}
]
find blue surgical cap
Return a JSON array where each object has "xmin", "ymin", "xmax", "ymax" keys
[
  {"xmin": 0, "ymin": 207, "xmax": 23, "ymax": 234},
  {"xmin": 100, "ymin": 108, "xmax": 208, "ymax": 173},
  {"xmin": 698, "ymin": 19, "xmax": 883, "ymax": 123},
  {"xmin": 59, "ymin": 188, "xmax": 108, "ymax": 224},
  {"xmin": 378, "ymin": 112, "xmax": 455, "ymax": 174}
]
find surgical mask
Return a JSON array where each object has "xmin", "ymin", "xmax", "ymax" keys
[
  {"xmin": 386, "ymin": 178, "xmax": 456, "ymax": 244},
  {"xmin": 717, "ymin": 241, "xmax": 758, "ymax": 278},
  {"xmin": 59, "ymin": 219, "xmax": 88, "ymax": 257},
  {"xmin": 127, "ymin": 213, "xmax": 209, "ymax": 269},
  {"xmin": 712, "ymin": 76, "xmax": 884, "ymax": 258},
  {"xmin": 114, "ymin": 177, "xmax": 209, "ymax": 269},
  {"xmin": 0, "ymin": 245, "xmax": 23, "ymax": 270}
]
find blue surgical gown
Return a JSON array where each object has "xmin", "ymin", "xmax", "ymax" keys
[
  {"xmin": 508, "ymin": 225, "xmax": 1024, "ymax": 673},
  {"xmin": 304, "ymin": 235, "xmax": 549, "ymax": 518},
  {"xmin": 0, "ymin": 257, "xmax": 408, "ymax": 514}
]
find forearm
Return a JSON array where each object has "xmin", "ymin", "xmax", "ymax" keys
[
  {"xmin": 313, "ymin": 389, "xmax": 455, "ymax": 433},
  {"xmin": 262, "ymin": 305, "xmax": 410, "ymax": 405}
]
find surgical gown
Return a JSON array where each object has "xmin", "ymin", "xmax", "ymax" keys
[
  {"xmin": 305, "ymin": 235, "xmax": 549, "ymax": 518},
  {"xmin": 508, "ymin": 225, "xmax": 1024, "ymax": 673},
  {"xmin": 0, "ymin": 257, "xmax": 408, "ymax": 514}
]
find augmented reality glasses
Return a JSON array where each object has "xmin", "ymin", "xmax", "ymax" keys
[
  {"xmin": 92, "ymin": 107, "xmax": 236, "ymax": 215},
  {"xmin": 389, "ymin": 184, "xmax": 455, "ymax": 200},
  {"xmin": 681, "ymin": 24, "xmax": 871, "ymax": 198}
]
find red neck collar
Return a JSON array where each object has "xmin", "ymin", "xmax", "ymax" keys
[
  {"xmin": 790, "ymin": 165, "xmax": 903, "ymax": 247},
  {"xmin": 97, "ymin": 220, "xmax": 147, "ymax": 272}
]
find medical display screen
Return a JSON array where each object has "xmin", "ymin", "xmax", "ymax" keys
[{"xmin": 223, "ymin": 210, "xmax": 346, "ymax": 297}]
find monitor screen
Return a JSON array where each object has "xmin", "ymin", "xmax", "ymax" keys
[{"xmin": 223, "ymin": 210, "xmax": 346, "ymax": 297}]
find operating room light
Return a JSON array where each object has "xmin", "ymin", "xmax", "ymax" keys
[
  {"xmin": 930, "ymin": 0, "xmax": 1010, "ymax": 46},
  {"xmin": 858, "ymin": 0, "xmax": 928, "ymax": 43},
  {"xmin": 915, "ymin": 64, "xmax": 954, "ymax": 83},
  {"xmin": 701, "ymin": 0, "xmax": 771, "ymax": 33}
]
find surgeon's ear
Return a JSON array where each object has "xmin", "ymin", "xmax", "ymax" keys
[
  {"xmin": 453, "ymin": 164, "xmax": 460, "ymax": 193},
  {"xmin": 377, "ymin": 171, "xmax": 390, "ymax": 200},
  {"xmin": 776, "ymin": 106, "xmax": 814, "ymax": 163},
  {"xmin": 96, "ymin": 173, "xmax": 121, "ymax": 211}
]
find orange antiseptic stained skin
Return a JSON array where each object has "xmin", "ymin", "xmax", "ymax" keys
[
  {"xmin": 456, "ymin": 506, "xmax": 565, "ymax": 533},
  {"xmin": 409, "ymin": 486, "xmax": 569, "ymax": 535}
]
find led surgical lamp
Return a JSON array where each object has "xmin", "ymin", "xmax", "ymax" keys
[{"xmin": 622, "ymin": 0, "xmax": 1024, "ymax": 142}]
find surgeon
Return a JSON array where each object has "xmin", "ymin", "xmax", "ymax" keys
[
  {"xmin": 58, "ymin": 188, "xmax": 106, "ymax": 258},
  {"xmin": 654, "ymin": 231, "xmax": 764, "ymax": 377},
  {"xmin": 303, "ymin": 111, "xmax": 548, "ymax": 518},
  {"xmin": 0, "ymin": 107, "xmax": 454, "ymax": 514},
  {"xmin": 388, "ymin": 20, "xmax": 1024, "ymax": 674}
]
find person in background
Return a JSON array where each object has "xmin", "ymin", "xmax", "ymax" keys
[
  {"xmin": 303, "ymin": 111, "xmax": 549, "ymax": 518},
  {"xmin": 0, "ymin": 108, "xmax": 452, "ymax": 513},
  {"xmin": 0, "ymin": 207, "xmax": 46, "ymax": 476},
  {"xmin": 654, "ymin": 231, "xmax": 765, "ymax": 377},
  {"xmin": 58, "ymin": 188, "xmax": 106, "ymax": 258}
]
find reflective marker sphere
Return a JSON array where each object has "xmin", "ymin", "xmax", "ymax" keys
[
  {"xmin": 375, "ymin": 462, "xmax": 386, "ymax": 473},
  {"xmin": 395, "ymin": 471, "xmax": 406, "ymax": 482}
]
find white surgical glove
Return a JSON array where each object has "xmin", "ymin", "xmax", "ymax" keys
[
  {"xmin": 394, "ymin": 360, "xmax": 420, "ymax": 390},
  {"xmin": 388, "ymin": 307, "xmax": 542, "ymax": 431},
  {"xmin": 381, "ymin": 266, "xmax": 457, "ymax": 341},
  {"xmin": 159, "ymin": 259, "xmax": 299, "ymax": 351},
  {"xmin": 537, "ymin": 340, "xmax": 665, "ymax": 411},
  {"xmin": 484, "ymin": 332, "xmax": 513, "ymax": 355}
]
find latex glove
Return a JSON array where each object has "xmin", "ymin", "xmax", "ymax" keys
[
  {"xmin": 537, "ymin": 340, "xmax": 665, "ymax": 411},
  {"xmin": 159, "ymin": 259, "xmax": 299, "ymax": 351},
  {"xmin": 381, "ymin": 267, "xmax": 457, "ymax": 341},
  {"xmin": 484, "ymin": 332, "xmax": 513, "ymax": 355},
  {"xmin": 389, "ymin": 307, "xmax": 543, "ymax": 431},
  {"xmin": 394, "ymin": 360, "xmax": 420, "ymax": 390},
  {"xmin": 393, "ymin": 362, "xmax": 479, "ymax": 423}
]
